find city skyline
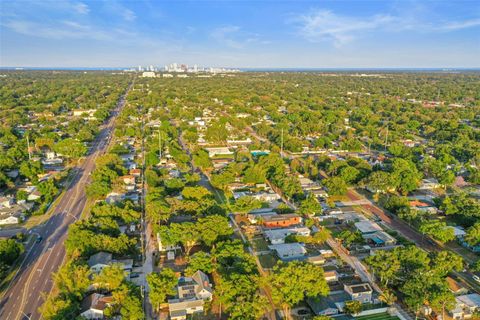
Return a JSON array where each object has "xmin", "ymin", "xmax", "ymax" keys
[{"xmin": 1, "ymin": 0, "xmax": 480, "ymax": 68}]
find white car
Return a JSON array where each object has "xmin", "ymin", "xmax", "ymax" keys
[{"xmin": 473, "ymin": 275, "xmax": 480, "ymax": 284}]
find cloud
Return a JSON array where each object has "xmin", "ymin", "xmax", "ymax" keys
[
  {"xmin": 294, "ymin": 10, "xmax": 395, "ymax": 46},
  {"xmin": 2, "ymin": 19, "xmax": 111, "ymax": 40},
  {"xmin": 293, "ymin": 9, "xmax": 480, "ymax": 46},
  {"xmin": 122, "ymin": 8, "xmax": 136, "ymax": 21},
  {"xmin": 211, "ymin": 25, "xmax": 243, "ymax": 48},
  {"xmin": 103, "ymin": 1, "xmax": 136, "ymax": 22},
  {"xmin": 73, "ymin": 2, "xmax": 89, "ymax": 14},
  {"xmin": 439, "ymin": 18, "xmax": 480, "ymax": 31},
  {"xmin": 210, "ymin": 26, "xmax": 269, "ymax": 49}
]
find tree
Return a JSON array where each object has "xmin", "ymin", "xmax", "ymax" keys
[
  {"xmin": 337, "ymin": 230, "xmax": 364, "ymax": 247},
  {"xmin": 231, "ymin": 196, "xmax": 263, "ymax": 214},
  {"xmin": 429, "ymin": 285, "xmax": 456, "ymax": 320},
  {"xmin": 419, "ymin": 220, "xmax": 455, "ymax": 243},
  {"xmin": 146, "ymin": 200, "xmax": 171, "ymax": 224},
  {"xmin": 185, "ymin": 252, "xmax": 215, "ymax": 275},
  {"xmin": 53, "ymin": 261, "xmax": 90, "ymax": 300},
  {"xmin": 147, "ymin": 268, "xmax": 177, "ymax": 312},
  {"xmin": 0, "ymin": 239, "xmax": 24, "ymax": 265},
  {"xmin": 390, "ymin": 158, "xmax": 421, "ymax": 195},
  {"xmin": 270, "ymin": 261, "xmax": 329, "ymax": 319},
  {"xmin": 379, "ymin": 290, "xmax": 397, "ymax": 306},
  {"xmin": 465, "ymin": 222, "xmax": 480, "ymax": 246},
  {"xmin": 344, "ymin": 300, "xmax": 362, "ymax": 315},
  {"xmin": 193, "ymin": 150, "xmax": 212, "ymax": 170},
  {"xmin": 339, "ymin": 165, "xmax": 360, "ymax": 184},
  {"xmin": 164, "ymin": 178, "xmax": 185, "ymax": 194},
  {"xmin": 365, "ymin": 250, "xmax": 400, "ymax": 287},
  {"xmin": 19, "ymin": 160, "xmax": 42, "ymax": 182},
  {"xmin": 159, "ymin": 222, "xmax": 200, "ymax": 256},
  {"xmin": 181, "ymin": 186, "xmax": 212, "ymax": 200},
  {"xmin": 93, "ymin": 264, "xmax": 126, "ymax": 291},
  {"xmin": 53, "ymin": 138, "xmax": 87, "ymax": 159},
  {"xmin": 38, "ymin": 179, "xmax": 58, "ymax": 203},
  {"xmin": 210, "ymin": 170, "xmax": 235, "ymax": 191},
  {"xmin": 197, "ymin": 215, "xmax": 233, "ymax": 247},
  {"xmin": 362, "ymin": 171, "xmax": 392, "ymax": 193},
  {"xmin": 299, "ymin": 194, "xmax": 322, "ymax": 216},
  {"xmin": 205, "ymin": 121, "xmax": 228, "ymax": 143},
  {"xmin": 323, "ymin": 177, "xmax": 347, "ymax": 196}
]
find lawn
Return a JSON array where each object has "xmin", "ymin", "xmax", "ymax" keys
[
  {"xmin": 355, "ymin": 312, "xmax": 399, "ymax": 320},
  {"xmin": 258, "ymin": 253, "xmax": 278, "ymax": 269},
  {"xmin": 252, "ymin": 237, "xmax": 269, "ymax": 251}
]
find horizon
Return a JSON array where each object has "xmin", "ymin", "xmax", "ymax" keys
[{"xmin": 1, "ymin": 0, "xmax": 480, "ymax": 68}]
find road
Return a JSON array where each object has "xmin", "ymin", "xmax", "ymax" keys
[{"xmin": 0, "ymin": 85, "xmax": 131, "ymax": 320}]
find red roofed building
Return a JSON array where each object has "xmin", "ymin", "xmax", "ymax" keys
[{"xmin": 262, "ymin": 214, "xmax": 302, "ymax": 228}]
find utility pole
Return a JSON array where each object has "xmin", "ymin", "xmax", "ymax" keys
[
  {"xmin": 384, "ymin": 125, "xmax": 389, "ymax": 152},
  {"xmin": 280, "ymin": 128, "xmax": 284, "ymax": 157},
  {"xmin": 158, "ymin": 130, "xmax": 161, "ymax": 161},
  {"xmin": 26, "ymin": 133, "xmax": 31, "ymax": 161}
]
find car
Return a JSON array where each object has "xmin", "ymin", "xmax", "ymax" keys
[
  {"xmin": 473, "ymin": 275, "xmax": 480, "ymax": 284},
  {"xmin": 36, "ymin": 236, "xmax": 43, "ymax": 243}
]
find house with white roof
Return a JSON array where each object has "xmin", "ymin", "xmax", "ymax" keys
[
  {"xmin": 450, "ymin": 293, "xmax": 480, "ymax": 319},
  {"xmin": 264, "ymin": 227, "xmax": 311, "ymax": 244},
  {"xmin": 268, "ymin": 243, "xmax": 307, "ymax": 261}
]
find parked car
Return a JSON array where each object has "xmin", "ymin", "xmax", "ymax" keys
[{"xmin": 473, "ymin": 275, "xmax": 480, "ymax": 284}]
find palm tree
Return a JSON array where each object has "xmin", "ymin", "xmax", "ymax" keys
[{"xmin": 379, "ymin": 290, "xmax": 398, "ymax": 314}]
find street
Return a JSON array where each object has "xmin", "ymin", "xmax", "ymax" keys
[{"xmin": 0, "ymin": 86, "xmax": 131, "ymax": 320}]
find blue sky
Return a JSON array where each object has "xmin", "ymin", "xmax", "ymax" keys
[{"xmin": 1, "ymin": 0, "xmax": 479, "ymax": 68}]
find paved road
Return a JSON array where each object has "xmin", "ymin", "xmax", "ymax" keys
[{"xmin": 0, "ymin": 86, "xmax": 131, "ymax": 320}]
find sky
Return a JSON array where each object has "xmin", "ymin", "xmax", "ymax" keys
[{"xmin": 1, "ymin": 0, "xmax": 479, "ymax": 68}]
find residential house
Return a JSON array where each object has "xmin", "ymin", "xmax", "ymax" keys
[
  {"xmin": 168, "ymin": 271, "xmax": 213, "ymax": 320},
  {"xmin": 324, "ymin": 270, "xmax": 339, "ymax": 282},
  {"xmin": 268, "ymin": 243, "xmax": 307, "ymax": 261},
  {"xmin": 79, "ymin": 293, "xmax": 113, "ymax": 319},
  {"xmin": 177, "ymin": 271, "xmax": 213, "ymax": 301},
  {"xmin": 105, "ymin": 192, "xmax": 125, "ymax": 205},
  {"xmin": 262, "ymin": 213, "xmax": 302, "ymax": 228},
  {"xmin": 251, "ymin": 191, "xmax": 281, "ymax": 202},
  {"xmin": 264, "ymin": 227, "xmax": 311, "ymax": 244},
  {"xmin": 122, "ymin": 175, "xmax": 136, "ymax": 185},
  {"xmin": 129, "ymin": 168, "xmax": 141, "ymax": 177},
  {"xmin": 447, "ymin": 277, "xmax": 469, "ymax": 296},
  {"xmin": 168, "ymin": 299, "xmax": 204, "ymax": 320},
  {"xmin": 344, "ymin": 283, "xmax": 373, "ymax": 303},
  {"xmin": 87, "ymin": 252, "xmax": 113, "ymax": 273},
  {"xmin": 363, "ymin": 231, "xmax": 397, "ymax": 247},
  {"xmin": 355, "ymin": 221, "xmax": 383, "ymax": 234},
  {"xmin": 419, "ymin": 178, "xmax": 441, "ymax": 190},
  {"xmin": 409, "ymin": 200, "xmax": 438, "ymax": 214},
  {"xmin": 204, "ymin": 147, "xmax": 233, "ymax": 158},
  {"xmin": 0, "ymin": 201, "xmax": 32, "ymax": 225},
  {"xmin": 0, "ymin": 196, "xmax": 14, "ymax": 209},
  {"xmin": 450, "ymin": 293, "xmax": 480, "ymax": 320}
]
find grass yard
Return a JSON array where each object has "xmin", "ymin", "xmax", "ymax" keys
[
  {"xmin": 355, "ymin": 313, "xmax": 399, "ymax": 320},
  {"xmin": 258, "ymin": 253, "xmax": 278, "ymax": 269},
  {"xmin": 252, "ymin": 237, "xmax": 269, "ymax": 251}
]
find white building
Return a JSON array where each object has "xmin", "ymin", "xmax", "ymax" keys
[
  {"xmin": 268, "ymin": 243, "xmax": 307, "ymax": 261},
  {"xmin": 142, "ymin": 71, "xmax": 156, "ymax": 78},
  {"xmin": 264, "ymin": 227, "xmax": 311, "ymax": 244}
]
